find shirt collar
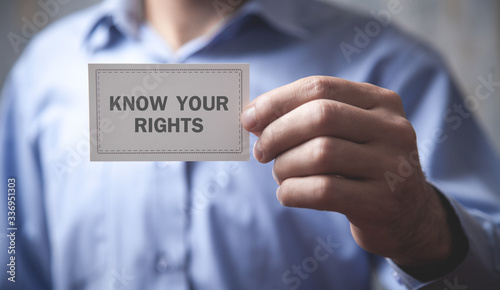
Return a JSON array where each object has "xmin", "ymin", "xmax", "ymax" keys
[
  {"xmin": 84, "ymin": 0, "xmax": 315, "ymax": 52},
  {"xmin": 83, "ymin": 0, "xmax": 141, "ymax": 52},
  {"xmin": 101, "ymin": 0, "xmax": 142, "ymax": 37},
  {"xmin": 241, "ymin": 0, "xmax": 310, "ymax": 39}
]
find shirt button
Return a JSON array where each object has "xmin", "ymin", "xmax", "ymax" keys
[{"xmin": 155, "ymin": 254, "xmax": 169, "ymax": 273}]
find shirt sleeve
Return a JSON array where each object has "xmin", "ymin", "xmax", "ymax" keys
[
  {"xmin": 381, "ymin": 34, "xmax": 500, "ymax": 289},
  {"xmin": 0, "ymin": 58, "xmax": 52, "ymax": 289},
  {"xmin": 389, "ymin": 194, "xmax": 500, "ymax": 289}
]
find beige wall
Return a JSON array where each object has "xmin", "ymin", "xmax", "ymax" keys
[{"xmin": 2, "ymin": 0, "xmax": 499, "ymax": 154}]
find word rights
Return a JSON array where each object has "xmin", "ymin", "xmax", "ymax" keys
[{"xmin": 89, "ymin": 63, "xmax": 249, "ymax": 161}]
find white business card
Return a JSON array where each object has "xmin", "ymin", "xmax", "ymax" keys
[{"xmin": 89, "ymin": 63, "xmax": 249, "ymax": 161}]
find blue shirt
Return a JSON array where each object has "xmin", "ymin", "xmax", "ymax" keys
[{"xmin": 1, "ymin": 0, "xmax": 500, "ymax": 289}]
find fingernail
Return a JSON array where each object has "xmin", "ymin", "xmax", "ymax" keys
[
  {"xmin": 242, "ymin": 106, "xmax": 257, "ymax": 131},
  {"xmin": 276, "ymin": 186, "xmax": 282, "ymax": 203},
  {"xmin": 253, "ymin": 139, "xmax": 263, "ymax": 162},
  {"xmin": 272, "ymin": 167, "xmax": 278, "ymax": 184}
]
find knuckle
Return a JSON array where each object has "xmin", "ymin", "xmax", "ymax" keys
[
  {"xmin": 267, "ymin": 95, "xmax": 286, "ymax": 120},
  {"xmin": 314, "ymin": 177, "xmax": 333, "ymax": 204},
  {"xmin": 312, "ymin": 137, "xmax": 333, "ymax": 166},
  {"xmin": 312, "ymin": 99, "xmax": 337, "ymax": 128},
  {"xmin": 380, "ymin": 89, "xmax": 404, "ymax": 110},
  {"xmin": 394, "ymin": 118, "xmax": 417, "ymax": 146},
  {"xmin": 258, "ymin": 133, "xmax": 274, "ymax": 153},
  {"xmin": 381, "ymin": 88, "xmax": 399, "ymax": 100},
  {"xmin": 304, "ymin": 76, "xmax": 331, "ymax": 100}
]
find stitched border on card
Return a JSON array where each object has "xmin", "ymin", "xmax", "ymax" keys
[{"xmin": 95, "ymin": 69, "xmax": 243, "ymax": 154}]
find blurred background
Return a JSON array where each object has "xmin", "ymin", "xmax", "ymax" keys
[{"xmin": 1, "ymin": 0, "xmax": 499, "ymax": 155}]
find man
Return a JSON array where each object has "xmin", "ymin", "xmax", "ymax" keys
[{"xmin": 1, "ymin": 0, "xmax": 499, "ymax": 289}]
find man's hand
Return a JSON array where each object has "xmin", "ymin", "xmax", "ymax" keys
[{"xmin": 241, "ymin": 76, "xmax": 457, "ymax": 271}]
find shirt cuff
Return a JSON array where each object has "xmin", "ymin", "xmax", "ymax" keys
[{"xmin": 387, "ymin": 192, "xmax": 500, "ymax": 289}]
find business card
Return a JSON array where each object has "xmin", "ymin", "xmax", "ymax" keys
[{"xmin": 89, "ymin": 63, "xmax": 249, "ymax": 161}]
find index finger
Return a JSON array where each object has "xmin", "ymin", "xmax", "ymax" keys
[{"xmin": 241, "ymin": 76, "xmax": 383, "ymax": 134}]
